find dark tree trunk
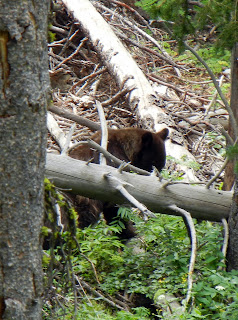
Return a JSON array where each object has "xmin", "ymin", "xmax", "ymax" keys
[
  {"xmin": 226, "ymin": 43, "xmax": 238, "ymax": 270},
  {"xmin": 223, "ymin": 43, "xmax": 238, "ymax": 191},
  {"xmin": 0, "ymin": 1, "xmax": 50, "ymax": 319},
  {"xmin": 227, "ymin": 178, "xmax": 238, "ymax": 271}
]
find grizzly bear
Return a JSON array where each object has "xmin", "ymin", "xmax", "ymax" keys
[{"xmin": 67, "ymin": 127, "xmax": 169, "ymax": 240}]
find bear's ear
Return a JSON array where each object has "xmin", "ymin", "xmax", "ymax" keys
[
  {"xmin": 141, "ymin": 132, "xmax": 153, "ymax": 147},
  {"xmin": 157, "ymin": 128, "xmax": 169, "ymax": 141}
]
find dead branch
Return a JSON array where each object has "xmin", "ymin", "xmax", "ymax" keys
[
  {"xmin": 75, "ymin": 275, "xmax": 126, "ymax": 310},
  {"xmin": 87, "ymin": 139, "xmax": 150, "ymax": 175},
  {"xmin": 104, "ymin": 173, "xmax": 156, "ymax": 219},
  {"xmin": 48, "ymin": 104, "xmax": 100, "ymax": 131},
  {"xmin": 61, "ymin": 123, "xmax": 76, "ymax": 155},
  {"xmin": 101, "ymin": 86, "xmax": 135, "ymax": 107},
  {"xmin": 53, "ymin": 37, "xmax": 88, "ymax": 71},
  {"xmin": 70, "ymin": 66, "xmax": 107, "ymax": 91},
  {"xmin": 148, "ymin": 73, "xmax": 212, "ymax": 103},
  {"xmin": 95, "ymin": 100, "xmax": 108, "ymax": 165},
  {"xmin": 47, "ymin": 112, "xmax": 70, "ymax": 149},
  {"xmin": 95, "ymin": 2, "xmax": 181, "ymax": 69},
  {"xmin": 168, "ymin": 204, "xmax": 197, "ymax": 308}
]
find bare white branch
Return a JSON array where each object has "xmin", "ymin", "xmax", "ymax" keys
[
  {"xmin": 104, "ymin": 173, "xmax": 156, "ymax": 220},
  {"xmin": 47, "ymin": 112, "xmax": 70, "ymax": 150},
  {"xmin": 168, "ymin": 204, "xmax": 197, "ymax": 309},
  {"xmin": 95, "ymin": 100, "xmax": 108, "ymax": 165}
]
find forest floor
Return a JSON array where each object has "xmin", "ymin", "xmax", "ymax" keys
[{"xmin": 48, "ymin": 0, "xmax": 231, "ymax": 187}]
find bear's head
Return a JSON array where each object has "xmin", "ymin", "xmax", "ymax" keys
[
  {"xmin": 130, "ymin": 128, "xmax": 169, "ymax": 172},
  {"xmin": 107, "ymin": 127, "xmax": 169, "ymax": 172}
]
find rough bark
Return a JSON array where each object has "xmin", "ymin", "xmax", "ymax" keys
[
  {"xmin": 46, "ymin": 154, "xmax": 232, "ymax": 222},
  {"xmin": 0, "ymin": 1, "xmax": 50, "ymax": 319},
  {"xmin": 227, "ymin": 177, "xmax": 238, "ymax": 270},
  {"xmin": 227, "ymin": 43, "xmax": 238, "ymax": 270},
  {"xmin": 223, "ymin": 43, "xmax": 238, "ymax": 191}
]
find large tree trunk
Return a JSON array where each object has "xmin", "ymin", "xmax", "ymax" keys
[
  {"xmin": 0, "ymin": 1, "xmax": 50, "ymax": 319},
  {"xmin": 227, "ymin": 43, "xmax": 238, "ymax": 270}
]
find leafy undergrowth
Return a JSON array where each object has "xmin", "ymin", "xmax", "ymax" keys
[{"xmin": 43, "ymin": 210, "xmax": 238, "ymax": 319}]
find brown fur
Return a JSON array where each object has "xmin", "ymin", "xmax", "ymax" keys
[
  {"xmin": 68, "ymin": 127, "xmax": 169, "ymax": 239},
  {"xmin": 70, "ymin": 127, "xmax": 169, "ymax": 171}
]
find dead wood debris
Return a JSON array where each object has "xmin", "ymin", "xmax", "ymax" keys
[{"xmin": 48, "ymin": 0, "xmax": 230, "ymax": 184}]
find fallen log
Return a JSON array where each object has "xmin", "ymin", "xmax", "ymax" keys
[{"xmin": 46, "ymin": 153, "xmax": 232, "ymax": 222}]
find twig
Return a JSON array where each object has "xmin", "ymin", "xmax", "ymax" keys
[
  {"xmin": 87, "ymin": 139, "xmax": 150, "ymax": 175},
  {"xmin": 91, "ymin": 78, "xmax": 101, "ymax": 96},
  {"xmin": 48, "ymin": 38, "xmax": 67, "ymax": 48},
  {"xmin": 49, "ymin": 50, "xmax": 94, "ymax": 68},
  {"xmin": 168, "ymin": 204, "xmax": 197, "ymax": 309},
  {"xmin": 67, "ymin": 140, "xmax": 88, "ymax": 154},
  {"xmin": 74, "ymin": 275, "xmax": 126, "ymax": 310},
  {"xmin": 110, "ymin": 0, "xmax": 153, "ymax": 33},
  {"xmin": 148, "ymin": 74, "xmax": 212, "ymax": 103},
  {"xmin": 101, "ymin": 86, "xmax": 135, "ymax": 107},
  {"xmin": 206, "ymin": 137, "xmax": 238, "ymax": 188},
  {"xmin": 206, "ymin": 158, "xmax": 229, "ymax": 189},
  {"xmin": 73, "ymin": 275, "xmax": 93, "ymax": 306},
  {"xmin": 118, "ymin": 161, "xmax": 131, "ymax": 174},
  {"xmin": 70, "ymin": 66, "xmax": 107, "ymax": 91},
  {"xmin": 53, "ymin": 37, "xmax": 88, "ymax": 71},
  {"xmin": 104, "ymin": 173, "xmax": 156, "ymax": 220},
  {"xmin": 116, "ymin": 29, "xmax": 182, "ymax": 69},
  {"xmin": 95, "ymin": 100, "xmax": 108, "ymax": 165},
  {"xmin": 54, "ymin": 200, "xmax": 64, "ymax": 232},
  {"xmin": 59, "ymin": 27, "xmax": 81, "ymax": 56},
  {"xmin": 97, "ymin": 1, "xmax": 180, "ymax": 70},
  {"xmin": 170, "ymin": 111, "xmax": 214, "ymax": 131},
  {"xmin": 49, "ymin": 25, "xmax": 68, "ymax": 36}
]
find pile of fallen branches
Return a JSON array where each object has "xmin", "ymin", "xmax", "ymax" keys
[{"xmin": 48, "ymin": 0, "xmax": 229, "ymax": 184}]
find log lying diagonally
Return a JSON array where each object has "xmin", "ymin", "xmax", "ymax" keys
[
  {"xmin": 46, "ymin": 153, "xmax": 232, "ymax": 222},
  {"xmin": 63, "ymin": 0, "xmax": 163, "ymax": 126}
]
